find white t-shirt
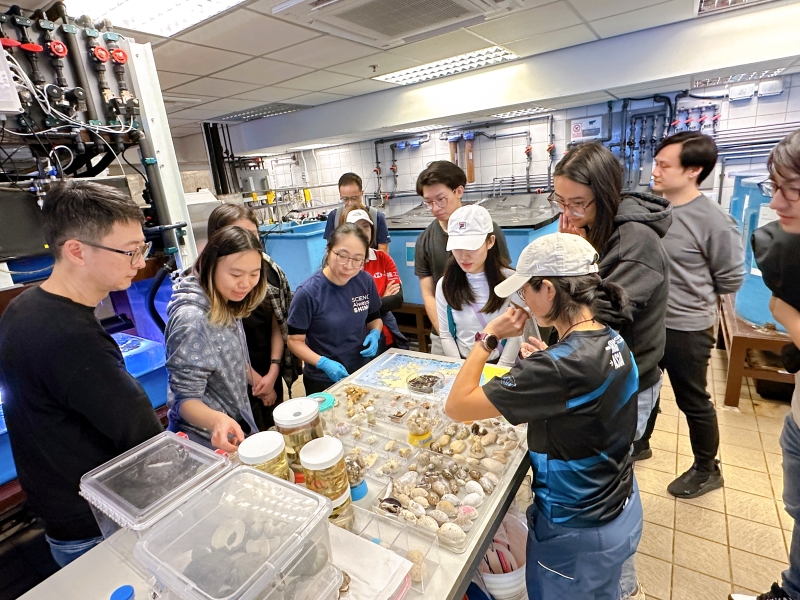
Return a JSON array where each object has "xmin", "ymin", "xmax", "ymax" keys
[{"xmin": 435, "ymin": 269, "xmax": 521, "ymax": 367}]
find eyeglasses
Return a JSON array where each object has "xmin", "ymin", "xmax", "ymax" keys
[
  {"xmin": 332, "ymin": 250, "xmax": 365, "ymax": 268},
  {"xmin": 759, "ymin": 179, "xmax": 800, "ymax": 203},
  {"xmin": 340, "ymin": 195, "xmax": 362, "ymax": 205},
  {"xmin": 422, "ymin": 196, "xmax": 449, "ymax": 210},
  {"xmin": 79, "ymin": 240, "xmax": 152, "ymax": 266},
  {"xmin": 548, "ymin": 192, "xmax": 596, "ymax": 216}
]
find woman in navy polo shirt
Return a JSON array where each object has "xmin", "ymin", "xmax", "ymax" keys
[{"xmin": 288, "ymin": 223, "xmax": 383, "ymax": 395}]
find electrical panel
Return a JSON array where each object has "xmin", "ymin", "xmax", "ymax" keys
[
  {"xmin": 729, "ymin": 82, "xmax": 756, "ymax": 101},
  {"xmin": 758, "ymin": 78, "xmax": 784, "ymax": 97},
  {"xmin": 569, "ymin": 115, "xmax": 604, "ymax": 143}
]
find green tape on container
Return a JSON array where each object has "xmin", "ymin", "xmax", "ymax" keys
[{"xmin": 142, "ymin": 157, "xmax": 157, "ymax": 165}]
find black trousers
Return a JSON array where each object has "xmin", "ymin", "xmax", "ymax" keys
[{"xmin": 640, "ymin": 327, "xmax": 718, "ymax": 472}]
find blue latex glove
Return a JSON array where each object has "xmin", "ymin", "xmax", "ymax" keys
[
  {"xmin": 360, "ymin": 329, "xmax": 381, "ymax": 358},
  {"xmin": 316, "ymin": 356, "xmax": 349, "ymax": 382}
]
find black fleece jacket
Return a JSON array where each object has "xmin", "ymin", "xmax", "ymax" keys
[{"xmin": 594, "ymin": 193, "xmax": 672, "ymax": 391}]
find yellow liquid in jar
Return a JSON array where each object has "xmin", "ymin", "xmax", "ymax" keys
[
  {"xmin": 303, "ymin": 457, "xmax": 349, "ymax": 503},
  {"xmin": 279, "ymin": 419, "xmax": 324, "ymax": 474},
  {"xmin": 246, "ymin": 451, "xmax": 292, "ymax": 481}
]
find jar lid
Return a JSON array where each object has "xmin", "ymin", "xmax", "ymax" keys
[
  {"xmin": 300, "ymin": 436, "xmax": 344, "ymax": 471},
  {"xmin": 110, "ymin": 585, "xmax": 135, "ymax": 600},
  {"xmin": 238, "ymin": 431, "xmax": 285, "ymax": 465},
  {"xmin": 365, "ymin": 406, "xmax": 375, "ymax": 414},
  {"xmin": 309, "ymin": 392, "xmax": 335, "ymax": 413},
  {"xmin": 350, "ymin": 479, "xmax": 368, "ymax": 501},
  {"xmin": 273, "ymin": 397, "xmax": 319, "ymax": 428}
]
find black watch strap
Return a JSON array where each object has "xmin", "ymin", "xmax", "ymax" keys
[{"xmin": 270, "ymin": 358, "xmax": 282, "ymax": 365}]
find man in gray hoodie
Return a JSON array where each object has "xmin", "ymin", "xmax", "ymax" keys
[{"xmin": 648, "ymin": 131, "xmax": 745, "ymax": 499}]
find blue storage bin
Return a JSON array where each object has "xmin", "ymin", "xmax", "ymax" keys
[
  {"xmin": 263, "ymin": 221, "xmax": 327, "ymax": 290},
  {"xmin": 0, "ymin": 404, "xmax": 16, "ymax": 486},
  {"xmin": 112, "ymin": 333, "xmax": 168, "ymax": 409}
]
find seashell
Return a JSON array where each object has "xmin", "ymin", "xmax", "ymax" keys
[
  {"xmin": 399, "ymin": 447, "xmax": 412, "ymax": 458},
  {"xmin": 503, "ymin": 441, "xmax": 519, "ymax": 452},
  {"xmin": 428, "ymin": 509, "xmax": 450, "ymax": 526},
  {"xmin": 483, "ymin": 472, "xmax": 500, "ymax": 486},
  {"xmin": 444, "ymin": 423, "xmax": 458, "ymax": 437},
  {"xmin": 491, "ymin": 450, "xmax": 509, "ymax": 464},
  {"xmin": 380, "ymin": 498, "xmax": 402, "ymax": 514},
  {"xmin": 417, "ymin": 516, "xmax": 439, "ymax": 533},
  {"xmin": 449, "ymin": 479, "xmax": 460, "ymax": 494},
  {"xmin": 409, "ymin": 562, "xmax": 428, "ymax": 583},
  {"xmin": 453, "ymin": 454, "xmax": 467, "ymax": 464},
  {"xmin": 396, "ymin": 493, "xmax": 411, "ymax": 508},
  {"xmin": 471, "ymin": 423, "xmax": 481, "ymax": 435},
  {"xmin": 480, "ymin": 458, "xmax": 503, "ymax": 473},
  {"xmin": 384, "ymin": 440, "xmax": 398, "ymax": 452},
  {"xmin": 379, "ymin": 458, "xmax": 401, "ymax": 475},
  {"xmin": 468, "ymin": 435, "xmax": 481, "ymax": 445},
  {"xmin": 479, "ymin": 477, "xmax": 495, "ymax": 495},
  {"xmin": 455, "ymin": 425, "xmax": 470, "ymax": 440},
  {"xmin": 445, "ymin": 460, "xmax": 457, "ymax": 472},
  {"xmin": 456, "ymin": 478, "xmax": 467, "ymax": 487},
  {"xmin": 427, "ymin": 491, "xmax": 440, "ymax": 506},
  {"xmin": 415, "ymin": 497, "xmax": 429, "ymax": 508},
  {"xmin": 454, "ymin": 516, "xmax": 473, "ymax": 532},
  {"xmin": 497, "ymin": 434, "xmax": 508, "ymax": 445},
  {"xmin": 441, "ymin": 493, "xmax": 460, "ymax": 506},
  {"xmin": 367, "ymin": 435, "xmax": 378, "ymax": 445},
  {"xmin": 334, "ymin": 422, "xmax": 351, "ymax": 436},
  {"xmin": 442, "ymin": 447, "xmax": 454, "ymax": 456},
  {"xmin": 468, "ymin": 469, "xmax": 482, "ymax": 481},
  {"xmin": 456, "ymin": 505, "xmax": 479, "ymax": 520},
  {"xmin": 478, "ymin": 427, "xmax": 489, "ymax": 437},
  {"xmin": 429, "ymin": 454, "xmax": 443, "ymax": 466},
  {"xmin": 429, "ymin": 443, "xmax": 442, "ymax": 454},
  {"xmin": 411, "ymin": 487, "xmax": 428, "ymax": 498},
  {"xmin": 352, "ymin": 427, "xmax": 362, "ymax": 439},
  {"xmin": 417, "ymin": 454, "xmax": 431, "ymax": 466},
  {"xmin": 416, "ymin": 481, "xmax": 432, "ymax": 491},
  {"xmin": 465, "ymin": 481, "xmax": 485, "ymax": 497},
  {"xmin": 469, "ymin": 441, "xmax": 486, "ymax": 459},
  {"xmin": 407, "ymin": 549, "xmax": 424, "ymax": 564},
  {"xmin": 399, "ymin": 509, "xmax": 417, "ymax": 524},
  {"xmin": 211, "ymin": 518, "xmax": 246, "ymax": 552},
  {"xmin": 408, "ymin": 500, "xmax": 426, "ymax": 518},
  {"xmin": 507, "ymin": 429, "xmax": 519, "ymax": 441},
  {"xmin": 467, "ymin": 458, "xmax": 481, "ymax": 466},
  {"xmin": 441, "ymin": 469, "xmax": 455, "ymax": 480},
  {"xmin": 438, "ymin": 522, "xmax": 467, "ymax": 544},
  {"xmin": 432, "ymin": 481, "xmax": 449, "ymax": 497},
  {"xmin": 481, "ymin": 432, "xmax": 498, "ymax": 447},
  {"xmin": 436, "ymin": 500, "xmax": 457, "ymax": 518},
  {"xmin": 462, "ymin": 492, "xmax": 484, "ymax": 507},
  {"xmin": 407, "ymin": 463, "xmax": 418, "ymax": 472},
  {"xmin": 436, "ymin": 434, "xmax": 452, "ymax": 447},
  {"xmin": 449, "ymin": 440, "xmax": 467, "ymax": 455},
  {"xmin": 365, "ymin": 453, "xmax": 379, "ymax": 468}
]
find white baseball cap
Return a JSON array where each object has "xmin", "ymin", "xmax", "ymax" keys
[
  {"xmin": 345, "ymin": 209, "xmax": 373, "ymax": 226},
  {"xmin": 446, "ymin": 205, "xmax": 494, "ymax": 251},
  {"xmin": 494, "ymin": 233, "xmax": 600, "ymax": 299}
]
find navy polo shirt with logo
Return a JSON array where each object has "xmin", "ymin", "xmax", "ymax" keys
[
  {"xmin": 288, "ymin": 270, "xmax": 381, "ymax": 383},
  {"xmin": 483, "ymin": 326, "xmax": 639, "ymax": 528}
]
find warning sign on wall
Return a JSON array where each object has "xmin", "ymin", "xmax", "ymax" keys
[{"xmin": 569, "ymin": 115, "xmax": 605, "ymax": 143}]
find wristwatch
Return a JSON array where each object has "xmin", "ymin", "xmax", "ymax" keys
[
  {"xmin": 474, "ymin": 332, "xmax": 499, "ymax": 352},
  {"xmin": 270, "ymin": 359, "xmax": 282, "ymax": 365}
]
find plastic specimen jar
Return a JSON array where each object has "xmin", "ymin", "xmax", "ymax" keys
[
  {"xmin": 300, "ymin": 436, "xmax": 351, "ymax": 519},
  {"xmin": 274, "ymin": 397, "xmax": 324, "ymax": 482},
  {"xmin": 237, "ymin": 431, "xmax": 291, "ymax": 481}
]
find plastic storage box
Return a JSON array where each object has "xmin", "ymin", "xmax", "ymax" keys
[
  {"xmin": 112, "ymin": 332, "xmax": 169, "ymax": 410},
  {"xmin": 134, "ymin": 466, "xmax": 338, "ymax": 600},
  {"xmin": 0, "ymin": 403, "xmax": 16, "ymax": 486},
  {"xmin": 80, "ymin": 431, "xmax": 231, "ymax": 538},
  {"xmin": 263, "ymin": 221, "xmax": 327, "ymax": 290}
]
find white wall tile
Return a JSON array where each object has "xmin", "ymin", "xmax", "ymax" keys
[
  {"xmin": 495, "ymin": 135, "xmax": 514, "ymax": 148},
  {"xmin": 496, "ymin": 145, "xmax": 513, "ymax": 167},
  {"xmin": 786, "ymin": 110, "xmax": 800, "ymax": 123},
  {"xmin": 479, "ymin": 166, "xmax": 496, "ymax": 184},
  {"xmin": 728, "ymin": 98, "xmax": 758, "ymax": 119},
  {"xmin": 566, "ymin": 106, "xmax": 588, "ymax": 119},
  {"xmin": 756, "ymin": 93, "xmax": 788, "ymax": 115},
  {"xmin": 756, "ymin": 112, "xmax": 786, "ymax": 126},
  {"xmin": 726, "ymin": 116, "xmax": 757, "ymax": 129},
  {"xmin": 512, "ymin": 162, "xmax": 527, "ymax": 177},
  {"xmin": 496, "ymin": 163, "xmax": 513, "ymax": 179}
]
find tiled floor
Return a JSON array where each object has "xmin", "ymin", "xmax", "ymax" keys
[{"xmin": 634, "ymin": 347, "xmax": 794, "ymax": 599}]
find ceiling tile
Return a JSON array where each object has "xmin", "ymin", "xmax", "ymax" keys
[
  {"xmin": 168, "ymin": 117, "xmax": 200, "ymax": 125},
  {"xmin": 468, "ymin": 2, "xmax": 582, "ymax": 44},
  {"xmin": 213, "ymin": 58, "xmax": 314, "ymax": 85},
  {"xmin": 168, "ymin": 77, "xmax": 262, "ymax": 97},
  {"xmin": 285, "ymin": 91, "xmax": 350, "ymax": 106},
  {"xmin": 172, "ymin": 126, "xmax": 204, "ymax": 138},
  {"xmin": 327, "ymin": 52, "xmax": 422, "ymax": 78},
  {"xmin": 590, "ymin": 0, "xmax": 696, "ymax": 39},
  {"xmin": 248, "ymin": 0, "xmax": 290, "ymax": 15},
  {"xmin": 325, "ymin": 79, "xmax": 397, "ymax": 96},
  {"xmin": 569, "ymin": 0, "xmax": 673, "ymax": 21},
  {"xmin": 265, "ymin": 36, "xmax": 376, "ymax": 69},
  {"xmin": 178, "ymin": 9, "xmax": 320, "ymax": 56},
  {"xmin": 231, "ymin": 87, "xmax": 300, "ymax": 102},
  {"xmin": 154, "ymin": 41, "xmax": 249, "ymax": 75},
  {"xmin": 275, "ymin": 71, "xmax": 361, "ymax": 92},
  {"xmin": 504, "ymin": 24, "xmax": 597, "ymax": 57},
  {"xmin": 158, "ymin": 71, "xmax": 199, "ymax": 89},
  {"xmin": 164, "ymin": 95, "xmax": 219, "ymax": 114},
  {"xmin": 195, "ymin": 98, "xmax": 266, "ymax": 112},
  {"xmin": 169, "ymin": 105, "xmax": 232, "ymax": 119},
  {"xmin": 386, "ymin": 31, "xmax": 489, "ymax": 63}
]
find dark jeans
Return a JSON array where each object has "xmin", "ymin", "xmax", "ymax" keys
[{"xmin": 640, "ymin": 327, "xmax": 718, "ymax": 472}]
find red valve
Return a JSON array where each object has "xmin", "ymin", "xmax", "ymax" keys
[
  {"xmin": 671, "ymin": 119, "xmax": 682, "ymax": 126},
  {"xmin": 712, "ymin": 114, "xmax": 722, "ymax": 122},
  {"xmin": 698, "ymin": 115, "xmax": 708, "ymax": 123},
  {"xmin": 524, "ymin": 145, "xmax": 533, "ymax": 156},
  {"xmin": 48, "ymin": 40, "xmax": 67, "ymax": 58},
  {"xmin": 215, "ymin": 449, "xmax": 229, "ymax": 457},
  {"xmin": 92, "ymin": 46, "xmax": 110, "ymax": 62},
  {"xmin": 684, "ymin": 118, "xmax": 694, "ymax": 124},
  {"xmin": 389, "ymin": 165, "xmax": 397, "ymax": 172},
  {"xmin": 176, "ymin": 432, "xmax": 188, "ymax": 439},
  {"xmin": 0, "ymin": 38, "xmax": 20, "ymax": 48},
  {"xmin": 110, "ymin": 48, "xmax": 127, "ymax": 64},
  {"xmin": 20, "ymin": 43, "xmax": 43, "ymax": 52}
]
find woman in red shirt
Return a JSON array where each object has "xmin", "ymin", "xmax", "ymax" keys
[{"xmin": 343, "ymin": 205, "xmax": 408, "ymax": 350}]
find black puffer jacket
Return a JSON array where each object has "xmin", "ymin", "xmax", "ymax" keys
[{"xmin": 594, "ymin": 193, "xmax": 672, "ymax": 391}]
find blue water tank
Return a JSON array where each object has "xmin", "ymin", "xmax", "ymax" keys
[
  {"xmin": 263, "ymin": 221, "xmax": 327, "ymax": 290},
  {"xmin": 727, "ymin": 172, "xmax": 784, "ymax": 331},
  {"xmin": 0, "ymin": 403, "xmax": 15, "ymax": 486},
  {"xmin": 112, "ymin": 333, "xmax": 169, "ymax": 409}
]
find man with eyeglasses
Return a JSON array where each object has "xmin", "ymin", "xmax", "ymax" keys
[
  {"xmin": 414, "ymin": 161, "xmax": 510, "ymax": 355},
  {"xmin": 644, "ymin": 131, "xmax": 745, "ymax": 499},
  {"xmin": 0, "ymin": 180, "xmax": 162, "ymax": 567},
  {"xmin": 734, "ymin": 130, "xmax": 800, "ymax": 600},
  {"xmin": 323, "ymin": 172, "xmax": 390, "ymax": 252}
]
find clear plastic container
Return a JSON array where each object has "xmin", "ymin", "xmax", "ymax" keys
[
  {"xmin": 134, "ymin": 466, "xmax": 334, "ymax": 600},
  {"xmin": 237, "ymin": 431, "xmax": 291, "ymax": 481},
  {"xmin": 274, "ymin": 398, "xmax": 324, "ymax": 481},
  {"xmin": 300, "ymin": 436, "xmax": 351, "ymax": 520},
  {"xmin": 79, "ymin": 431, "xmax": 231, "ymax": 538}
]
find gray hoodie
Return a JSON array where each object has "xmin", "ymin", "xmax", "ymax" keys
[{"xmin": 165, "ymin": 275, "xmax": 257, "ymax": 445}]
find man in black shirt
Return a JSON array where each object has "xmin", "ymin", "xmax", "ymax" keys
[
  {"xmin": 414, "ymin": 161, "xmax": 510, "ymax": 354},
  {"xmin": 0, "ymin": 180, "xmax": 162, "ymax": 567}
]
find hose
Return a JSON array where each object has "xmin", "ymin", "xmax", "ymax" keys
[{"xmin": 146, "ymin": 255, "xmax": 176, "ymax": 333}]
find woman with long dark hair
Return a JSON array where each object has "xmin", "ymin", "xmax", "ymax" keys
[
  {"xmin": 435, "ymin": 205, "xmax": 521, "ymax": 365},
  {"xmin": 287, "ymin": 223, "xmax": 382, "ymax": 395},
  {"xmin": 165, "ymin": 226, "xmax": 268, "ymax": 452},
  {"xmin": 446, "ymin": 233, "xmax": 642, "ymax": 600}
]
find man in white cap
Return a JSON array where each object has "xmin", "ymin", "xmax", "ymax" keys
[{"xmin": 446, "ymin": 232, "xmax": 642, "ymax": 600}]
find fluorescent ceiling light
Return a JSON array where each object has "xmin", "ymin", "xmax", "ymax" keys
[
  {"xmin": 693, "ymin": 68, "xmax": 785, "ymax": 87},
  {"xmin": 290, "ymin": 143, "xmax": 335, "ymax": 150},
  {"xmin": 698, "ymin": 0, "xmax": 780, "ymax": 14},
  {"xmin": 64, "ymin": 0, "xmax": 248, "ymax": 37},
  {"xmin": 217, "ymin": 102, "xmax": 308, "ymax": 123},
  {"xmin": 374, "ymin": 46, "xmax": 519, "ymax": 86},
  {"xmin": 394, "ymin": 125, "xmax": 446, "ymax": 133},
  {"xmin": 490, "ymin": 106, "xmax": 553, "ymax": 119}
]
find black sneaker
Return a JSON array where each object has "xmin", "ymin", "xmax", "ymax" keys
[
  {"xmin": 630, "ymin": 442, "xmax": 653, "ymax": 462},
  {"xmin": 729, "ymin": 582, "xmax": 797, "ymax": 599},
  {"xmin": 667, "ymin": 461, "xmax": 723, "ymax": 498}
]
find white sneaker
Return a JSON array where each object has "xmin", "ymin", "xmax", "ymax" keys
[{"xmin": 625, "ymin": 583, "xmax": 646, "ymax": 600}]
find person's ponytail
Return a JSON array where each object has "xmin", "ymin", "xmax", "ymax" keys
[{"xmin": 596, "ymin": 279, "xmax": 629, "ymax": 315}]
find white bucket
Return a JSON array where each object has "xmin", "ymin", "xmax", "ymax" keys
[{"xmin": 483, "ymin": 567, "xmax": 528, "ymax": 600}]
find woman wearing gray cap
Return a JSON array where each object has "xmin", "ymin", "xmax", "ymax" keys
[{"xmin": 446, "ymin": 232, "xmax": 642, "ymax": 600}]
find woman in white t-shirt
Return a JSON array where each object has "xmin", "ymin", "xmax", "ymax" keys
[{"xmin": 435, "ymin": 205, "xmax": 522, "ymax": 366}]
